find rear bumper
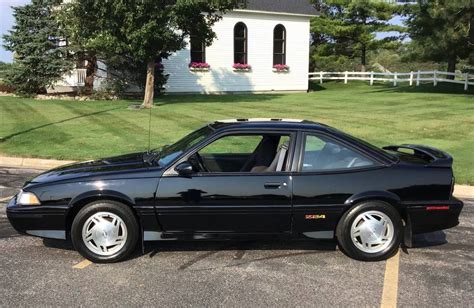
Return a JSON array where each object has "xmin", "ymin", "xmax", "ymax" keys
[
  {"xmin": 405, "ymin": 198, "xmax": 463, "ymax": 234},
  {"xmin": 6, "ymin": 196, "xmax": 68, "ymax": 240}
]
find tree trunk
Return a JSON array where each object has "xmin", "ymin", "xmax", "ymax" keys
[
  {"xmin": 360, "ymin": 46, "xmax": 367, "ymax": 72},
  {"xmin": 142, "ymin": 60, "xmax": 155, "ymax": 108},
  {"xmin": 84, "ymin": 55, "xmax": 96, "ymax": 95},
  {"xmin": 447, "ymin": 57, "xmax": 456, "ymax": 80}
]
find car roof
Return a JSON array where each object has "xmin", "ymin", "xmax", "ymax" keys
[{"xmin": 209, "ymin": 118, "xmax": 330, "ymax": 131}]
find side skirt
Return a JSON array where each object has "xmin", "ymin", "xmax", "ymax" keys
[
  {"xmin": 26, "ymin": 230, "xmax": 66, "ymax": 240},
  {"xmin": 302, "ymin": 231, "xmax": 334, "ymax": 239},
  {"xmin": 143, "ymin": 230, "xmax": 335, "ymax": 241}
]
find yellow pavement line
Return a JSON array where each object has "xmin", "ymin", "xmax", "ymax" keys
[
  {"xmin": 73, "ymin": 259, "xmax": 93, "ymax": 269},
  {"xmin": 0, "ymin": 196, "xmax": 13, "ymax": 202},
  {"xmin": 380, "ymin": 250, "xmax": 401, "ymax": 308}
]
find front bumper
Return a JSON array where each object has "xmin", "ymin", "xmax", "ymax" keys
[
  {"xmin": 6, "ymin": 196, "xmax": 68, "ymax": 240},
  {"xmin": 406, "ymin": 198, "xmax": 464, "ymax": 234}
]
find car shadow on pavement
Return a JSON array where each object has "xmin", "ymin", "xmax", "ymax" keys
[
  {"xmin": 40, "ymin": 232, "xmax": 448, "ymax": 262},
  {"xmin": 144, "ymin": 239, "xmax": 337, "ymax": 257},
  {"xmin": 411, "ymin": 231, "xmax": 447, "ymax": 248},
  {"xmin": 143, "ymin": 239, "xmax": 339, "ymax": 269},
  {"xmin": 43, "ymin": 238, "xmax": 75, "ymax": 250},
  {"xmin": 42, "ymin": 238, "xmax": 338, "ymax": 263}
]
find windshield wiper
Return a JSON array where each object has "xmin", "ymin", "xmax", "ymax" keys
[
  {"xmin": 143, "ymin": 148, "xmax": 162, "ymax": 165},
  {"xmin": 143, "ymin": 152, "xmax": 157, "ymax": 165},
  {"xmin": 143, "ymin": 145, "xmax": 169, "ymax": 166}
]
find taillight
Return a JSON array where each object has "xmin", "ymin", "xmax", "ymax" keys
[{"xmin": 426, "ymin": 206, "xmax": 450, "ymax": 211}]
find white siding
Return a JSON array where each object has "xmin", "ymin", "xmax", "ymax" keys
[{"xmin": 162, "ymin": 11, "xmax": 310, "ymax": 93}]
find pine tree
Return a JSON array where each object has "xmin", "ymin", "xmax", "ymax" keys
[
  {"xmin": 3, "ymin": 0, "xmax": 72, "ymax": 94},
  {"xmin": 403, "ymin": 1, "xmax": 473, "ymax": 77},
  {"xmin": 311, "ymin": 0, "xmax": 403, "ymax": 72}
]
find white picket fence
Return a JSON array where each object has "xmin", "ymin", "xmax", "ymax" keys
[{"xmin": 309, "ymin": 71, "xmax": 474, "ymax": 91}]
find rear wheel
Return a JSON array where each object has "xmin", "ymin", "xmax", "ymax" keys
[
  {"xmin": 336, "ymin": 201, "xmax": 402, "ymax": 261},
  {"xmin": 71, "ymin": 201, "xmax": 139, "ymax": 263}
]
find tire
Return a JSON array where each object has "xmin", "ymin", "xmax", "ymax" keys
[
  {"xmin": 71, "ymin": 200, "xmax": 139, "ymax": 263},
  {"xmin": 336, "ymin": 201, "xmax": 402, "ymax": 261}
]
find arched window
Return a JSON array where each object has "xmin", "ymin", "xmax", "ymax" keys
[
  {"xmin": 190, "ymin": 34, "xmax": 206, "ymax": 63},
  {"xmin": 234, "ymin": 22, "xmax": 247, "ymax": 64},
  {"xmin": 273, "ymin": 24, "xmax": 286, "ymax": 65}
]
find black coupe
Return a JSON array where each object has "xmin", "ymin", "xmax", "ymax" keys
[{"xmin": 7, "ymin": 119, "xmax": 463, "ymax": 262}]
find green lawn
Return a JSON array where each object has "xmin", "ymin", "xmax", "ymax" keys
[{"xmin": 0, "ymin": 82, "xmax": 473, "ymax": 184}]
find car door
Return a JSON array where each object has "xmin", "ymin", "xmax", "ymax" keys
[
  {"xmin": 155, "ymin": 130, "xmax": 295, "ymax": 234},
  {"xmin": 291, "ymin": 132, "xmax": 384, "ymax": 238}
]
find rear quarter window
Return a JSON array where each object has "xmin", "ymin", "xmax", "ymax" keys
[{"xmin": 302, "ymin": 134, "xmax": 376, "ymax": 172}]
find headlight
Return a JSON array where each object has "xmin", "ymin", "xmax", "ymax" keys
[{"xmin": 17, "ymin": 190, "xmax": 41, "ymax": 206}]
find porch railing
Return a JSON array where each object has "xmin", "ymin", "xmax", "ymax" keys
[{"xmin": 76, "ymin": 68, "xmax": 87, "ymax": 87}]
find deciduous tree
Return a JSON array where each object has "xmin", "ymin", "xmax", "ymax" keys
[{"xmin": 61, "ymin": 0, "xmax": 237, "ymax": 108}]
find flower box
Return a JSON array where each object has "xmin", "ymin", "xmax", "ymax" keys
[
  {"xmin": 233, "ymin": 63, "xmax": 252, "ymax": 72},
  {"xmin": 189, "ymin": 67, "xmax": 210, "ymax": 72},
  {"xmin": 272, "ymin": 64, "xmax": 290, "ymax": 72},
  {"xmin": 189, "ymin": 62, "xmax": 210, "ymax": 72}
]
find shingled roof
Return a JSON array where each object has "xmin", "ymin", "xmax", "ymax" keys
[{"xmin": 238, "ymin": 0, "xmax": 318, "ymax": 16}]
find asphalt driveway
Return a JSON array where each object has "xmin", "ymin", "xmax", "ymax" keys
[{"xmin": 0, "ymin": 167, "xmax": 472, "ymax": 306}]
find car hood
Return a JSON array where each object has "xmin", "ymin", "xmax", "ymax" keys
[{"xmin": 27, "ymin": 152, "xmax": 158, "ymax": 185}]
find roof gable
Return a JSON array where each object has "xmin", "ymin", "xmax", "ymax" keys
[{"xmin": 238, "ymin": 0, "xmax": 318, "ymax": 16}]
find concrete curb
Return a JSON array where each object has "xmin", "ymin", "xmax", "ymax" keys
[
  {"xmin": 0, "ymin": 156, "xmax": 76, "ymax": 170},
  {"xmin": 0, "ymin": 155, "xmax": 473, "ymax": 199},
  {"xmin": 453, "ymin": 185, "xmax": 474, "ymax": 200}
]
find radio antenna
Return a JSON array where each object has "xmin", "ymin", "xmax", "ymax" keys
[{"xmin": 147, "ymin": 102, "xmax": 152, "ymax": 152}]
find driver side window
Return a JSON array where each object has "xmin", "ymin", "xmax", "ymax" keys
[
  {"xmin": 191, "ymin": 133, "xmax": 290, "ymax": 173},
  {"xmin": 302, "ymin": 135, "xmax": 375, "ymax": 172},
  {"xmin": 199, "ymin": 135, "xmax": 262, "ymax": 155}
]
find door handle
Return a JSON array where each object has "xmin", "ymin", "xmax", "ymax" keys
[{"xmin": 264, "ymin": 182, "xmax": 286, "ymax": 189}]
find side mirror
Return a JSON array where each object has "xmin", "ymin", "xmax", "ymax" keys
[{"xmin": 175, "ymin": 161, "xmax": 194, "ymax": 176}]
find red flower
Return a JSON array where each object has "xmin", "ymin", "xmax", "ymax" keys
[
  {"xmin": 273, "ymin": 64, "xmax": 289, "ymax": 71},
  {"xmin": 232, "ymin": 63, "xmax": 251, "ymax": 70},
  {"xmin": 189, "ymin": 62, "xmax": 210, "ymax": 69}
]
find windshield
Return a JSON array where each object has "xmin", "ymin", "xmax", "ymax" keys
[{"xmin": 154, "ymin": 125, "xmax": 213, "ymax": 166}]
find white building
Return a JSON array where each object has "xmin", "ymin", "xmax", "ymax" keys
[
  {"xmin": 51, "ymin": 0, "xmax": 317, "ymax": 94},
  {"xmin": 163, "ymin": 1, "xmax": 317, "ymax": 93}
]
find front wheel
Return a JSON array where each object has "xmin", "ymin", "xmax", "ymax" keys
[
  {"xmin": 336, "ymin": 201, "xmax": 402, "ymax": 261},
  {"xmin": 71, "ymin": 201, "xmax": 139, "ymax": 263}
]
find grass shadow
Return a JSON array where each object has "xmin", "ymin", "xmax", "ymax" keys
[
  {"xmin": 366, "ymin": 82, "xmax": 474, "ymax": 95},
  {"xmin": 308, "ymin": 82, "xmax": 328, "ymax": 92},
  {"xmin": 0, "ymin": 107, "xmax": 123, "ymax": 142},
  {"xmin": 154, "ymin": 93, "xmax": 285, "ymax": 106}
]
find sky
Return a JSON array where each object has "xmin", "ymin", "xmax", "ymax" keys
[
  {"xmin": 0, "ymin": 1, "xmax": 406, "ymax": 63},
  {"xmin": 376, "ymin": 15, "xmax": 407, "ymax": 40},
  {"xmin": 0, "ymin": 0, "xmax": 30, "ymax": 63}
]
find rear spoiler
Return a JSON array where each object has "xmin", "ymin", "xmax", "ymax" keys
[{"xmin": 382, "ymin": 144, "xmax": 453, "ymax": 167}]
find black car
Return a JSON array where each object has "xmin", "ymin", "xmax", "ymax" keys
[{"xmin": 7, "ymin": 119, "xmax": 463, "ymax": 262}]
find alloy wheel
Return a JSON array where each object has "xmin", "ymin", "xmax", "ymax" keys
[
  {"xmin": 81, "ymin": 212, "xmax": 128, "ymax": 256},
  {"xmin": 350, "ymin": 210, "xmax": 394, "ymax": 254}
]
